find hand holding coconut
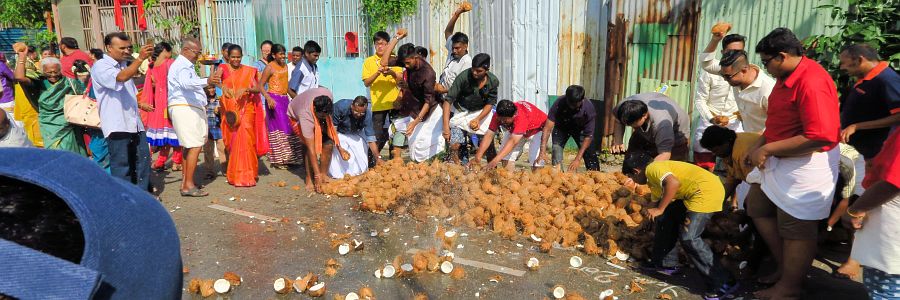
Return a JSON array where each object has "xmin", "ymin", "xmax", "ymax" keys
[{"xmin": 710, "ymin": 21, "xmax": 732, "ymax": 39}]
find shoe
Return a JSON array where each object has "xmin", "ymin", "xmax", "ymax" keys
[
  {"xmin": 702, "ymin": 282, "xmax": 740, "ymax": 300},
  {"xmin": 638, "ymin": 262, "xmax": 681, "ymax": 276}
]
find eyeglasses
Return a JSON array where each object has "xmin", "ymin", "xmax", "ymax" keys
[
  {"xmin": 720, "ymin": 69, "xmax": 741, "ymax": 80},
  {"xmin": 184, "ymin": 48, "xmax": 202, "ymax": 55},
  {"xmin": 760, "ymin": 55, "xmax": 777, "ymax": 67}
]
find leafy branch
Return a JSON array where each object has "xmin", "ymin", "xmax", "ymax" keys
[{"xmin": 361, "ymin": 0, "xmax": 418, "ymax": 36}]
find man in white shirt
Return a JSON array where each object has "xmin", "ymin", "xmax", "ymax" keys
[
  {"xmin": 287, "ymin": 46, "xmax": 302, "ymax": 82},
  {"xmin": 167, "ymin": 38, "xmax": 220, "ymax": 197},
  {"xmin": 717, "ymin": 50, "xmax": 775, "ymax": 133},
  {"xmin": 288, "ymin": 41, "xmax": 321, "ymax": 98},
  {"xmin": 0, "ymin": 108, "xmax": 31, "ymax": 147},
  {"xmin": 699, "ymin": 28, "xmax": 773, "ymax": 133},
  {"xmin": 693, "ymin": 31, "xmax": 743, "ymax": 171},
  {"xmin": 435, "ymin": 5, "xmax": 472, "ymax": 95},
  {"xmin": 92, "ymin": 32, "xmax": 153, "ymax": 191}
]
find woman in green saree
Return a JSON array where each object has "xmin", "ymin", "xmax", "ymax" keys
[{"xmin": 14, "ymin": 52, "xmax": 86, "ymax": 154}]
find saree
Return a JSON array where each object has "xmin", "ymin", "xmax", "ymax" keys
[
  {"xmin": 32, "ymin": 78, "xmax": 86, "ymax": 155},
  {"xmin": 220, "ymin": 64, "xmax": 269, "ymax": 187},
  {"xmin": 13, "ymin": 84, "xmax": 43, "ymax": 147}
]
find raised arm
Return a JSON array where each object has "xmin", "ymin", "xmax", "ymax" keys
[
  {"xmin": 444, "ymin": 6, "xmax": 468, "ymax": 40},
  {"xmin": 380, "ymin": 30, "xmax": 407, "ymax": 68},
  {"xmin": 13, "ymin": 52, "xmax": 32, "ymax": 85},
  {"xmin": 116, "ymin": 44, "xmax": 153, "ymax": 82}
]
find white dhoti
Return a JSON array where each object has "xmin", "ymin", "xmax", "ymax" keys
[
  {"xmin": 408, "ymin": 105, "xmax": 446, "ymax": 162},
  {"xmin": 449, "ymin": 107, "xmax": 493, "ymax": 135},
  {"xmin": 501, "ymin": 131, "xmax": 545, "ymax": 167},
  {"xmin": 851, "ymin": 194, "xmax": 900, "ymax": 275},
  {"xmin": 328, "ymin": 132, "xmax": 369, "ymax": 179},
  {"xmin": 746, "ymin": 147, "xmax": 840, "ymax": 220}
]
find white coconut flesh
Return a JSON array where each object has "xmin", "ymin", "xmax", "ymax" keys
[
  {"xmin": 440, "ymin": 261, "xmax": 454, "ymax": 274},
  {"xmin": 552, "ymin": 286, "xmax": 565, "ymax": 299},
  {"xmin": 569, "ymin": 256, "xmax": 582, "ymax": 268},
  {"xmin": 213, "ymin": 279, "xmax": 231, "ymax": 294}
]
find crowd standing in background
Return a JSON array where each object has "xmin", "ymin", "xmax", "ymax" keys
[{"xmin": 0, "ymin": 6, "xmax": 898, "ymax": 297}]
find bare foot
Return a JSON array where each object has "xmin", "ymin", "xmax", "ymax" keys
[
  {"xmin": 757, "ymin": 271, "xmax": 781, "ymax": 285},
  {"xmin": 305, "ymin": 179, "xmax": 316, "ymax": 192},
  {"xmin": 753, "ymin": 285, "xmax": 802, "ymax": 300},
  {"xmin": 835, "ymin": 260, "xmax": 861, "ymax": 279}
]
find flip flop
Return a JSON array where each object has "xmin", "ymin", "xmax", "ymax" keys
[{"xmin": 180, "ymin": 187, "xmax": 209, "ymax": 197}]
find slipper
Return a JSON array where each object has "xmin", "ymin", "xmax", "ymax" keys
[{"xmin": 180, "ymin": 187, "xmax": 209, "ymax": 197}]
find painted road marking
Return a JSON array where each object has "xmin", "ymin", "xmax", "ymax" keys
[
  {"xmin": 406, "ymin": 248, "xmax": 526, "ymax": 277},
  {"xmin": 208, "ymin": 204, "xmax": 282, "ymax": 223}
]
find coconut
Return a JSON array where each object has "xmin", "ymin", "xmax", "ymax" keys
[
  {"xmin": 213, "ymin": 278, "xmax": 231, "ymax": 294},
  {"xmin": 187, "ymin": 278, "xmax": 201, "ymax": 294},
  {"xmin": 449, "ymin": 266, "xmax": 466, "ymax": 279},
  {"xmin": 526, "ymin": 257, "xmax": 540, "ymax": 270},
  {"xmin": 565, "ymin": 292, "xmax": 587, "ymax": 300},
  {"xmin": 539, "ymin": 241, "xmax": 552, "ymax": 253},
  {"xmin": 711, "ymin": 22, "xmax": 732, "ymax": 34},
  {"xmin": 440, "ymin": 261, "xmax": 454, "ymax": 274},
  {"xmin": 326, "ymin": 258, "xmax": 341, "ymax": 268},
  {"xmin": 359, "ymin": 286, "xmax": 375, "ymax": 299},
  {"xmin": 569, "ymin": 256, "xmax": 583, "ymax": 268},
  {"xmin": 223, "ymin": 271, "xmax": 242, "ymax": 286},
  {"xmin": 274, "ymin": 277, "xmax": 293, "ymax": 294},
  {"xmin": 200, "ymin": 279, "xmax": 216, "ymax": 297},
  {"xmin": 338, "ymin": 243, "xmax": 351, "ymax": 255},
  {"xmin": 414, "ymin": 293, "xmax": 429, "ymax": 300},
  {"xmin": 294, "ymin": 273, "xmax": 314, "ymax": 293},
  {"xmin": 325, "ymin": 266, "xmax": 338, "ymax": 277},
  {"xmin": 460, "ymin": 1, "xmax": 472, "ymax": 12},
  {"xmin": 551, "ymin": 285, "xmax": 566, "ymax": 299},
  {"xmin": 308, "ymin": 282, "xmax": 326, "ymax": 297},
  {"xmin": 382, "ymin": 265, "xmax": 396, "ymax": 278},
  {"xmin": 344, "ymin": 292, "xmax": 360, "ymax": 300}
]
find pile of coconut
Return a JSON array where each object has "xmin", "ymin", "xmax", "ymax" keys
[{"xmin": 322, "ymin": 159, "xmax": 658, "ymax": 260}]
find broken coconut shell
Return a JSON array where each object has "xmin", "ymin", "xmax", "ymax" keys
[
  {"xmin": 213, "ymin": 278, "xmax": 231, "ymax": 294},
  {"xmin": 223, "ymin": 271, "xmax": 242, "ymax": 286},
  {"xmin": 449, "ymin": 266, "xmax": 466, "ymax": 279},
  {"xmin": 359, "ymin": 286, "xmax": 375, "ymax": 299},
  {"xmin": 569, "ymin": 256, "xmax": 583, "ymax": 268},
  {"xmin": 565, "ymin": 292, "xmax": 587, "ymax": 300},
  {"xmin": 344, "ymin": 292, "xmax": 360, "ymax": 300},
  {"xmin": 274, "ymin": 277, "xmax": 293, "ymax": 294},
  {"xmin": 338, "ymin": 243, "xmax": 351, "ymax": 255},
  {"xmin": 551, "ymin": 285, "xmax": 566, "ymax": 299},
  {"xmin": 440, "ymin": 261, "xmax": 454, "ymax": 274},
  {"xmin": 381, "ymin": 265, "xmax": 396, "ymax": 278},
  {"xmin": 188, "ymin": 278, "xmax": 202, "ymax": 294},
  {"xmin": 526, "ymin": 257, "xmax": 540, "ymax": 270},
  {"xmin": 200, "ymin": 279, "xmax": 216, "ymax": 297},
  {"xmin": 293, "ymin": 273, "xmax": 315, "ymax": 293},
  {"xmin": 308, "ymin": 282, "xmax": 327, "ymax": 297}
]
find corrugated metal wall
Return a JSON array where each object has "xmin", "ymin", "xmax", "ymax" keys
[
  {"xmin": 695, "ymin": 0, "xmax": 844, "ymax": 67},
  {"xmin": 388, "ymin": 0, "xmax": 601, "ymax": 111}
]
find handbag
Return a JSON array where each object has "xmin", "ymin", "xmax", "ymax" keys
[{"xmin": 64, "ymin": 80, "xmax": 101, "ymax": 128}]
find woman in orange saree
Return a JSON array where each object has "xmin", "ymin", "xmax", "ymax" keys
[{"xmin": 218, "ymin": 45, "xmax": 269, "ymax": 187}]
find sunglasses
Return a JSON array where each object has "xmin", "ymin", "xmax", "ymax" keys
[
  {"xmin": 720, "ymin": 68, "xmax": 742, "ymax": 80},
  {"xmin": 760, "ymin": 55, "xmax": 779, "ymax": 67}
]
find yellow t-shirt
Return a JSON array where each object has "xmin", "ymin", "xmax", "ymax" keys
[
  {"xmin": 645, "ymin": 160, "xmax": 725, "ymax": 213},
  {"xmin": 725, "ymin": 132, "xmax": 762, "ymax": 182},
  {"xmin": 362, "ymin": 55, "xmax": 402, "ymax": 112}
]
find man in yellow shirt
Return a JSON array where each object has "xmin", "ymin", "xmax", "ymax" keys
[
  {"xmin": 700, "ymin": 125, "xmax": 762, "ymax": 210},
  {"xmin": 623, "ymin": 152, "xmax": 737, "ymax": 299},
  {"xmin": 361, "ymin": 31, "xmax": 403, "ymax": 157}
]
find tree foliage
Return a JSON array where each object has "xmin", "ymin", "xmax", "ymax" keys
[
  {"xmin": 0, "ymin": 0, "xmax": 50, "ymax": 28},
  {"xmin": 361, "ymin": 0, "xmax": 418, "ymax": 36},
  {"xmin": 805, "ymin": 0, "xmax": 900, "ymax": 88}
]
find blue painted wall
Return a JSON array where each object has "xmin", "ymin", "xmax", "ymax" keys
[{"xmin": 317, "ymin": 57, "xmax": 367, "ymax": 101}]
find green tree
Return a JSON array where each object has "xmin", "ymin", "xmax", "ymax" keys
[
  {"xmin": 361, "ymin": 0, "xmax": 418, "ymax": 36},
  {"xmin": 805, "ymin": 0, "xmax": 900, "ymax": 88},
  {"xmin": 0, "ymin": 0, "xmax": 51, "ymax": 28}
]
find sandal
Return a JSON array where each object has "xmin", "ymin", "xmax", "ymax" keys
[{"xmin": 180, "ymin": 187, "xmax": 209, "ymax": 197}]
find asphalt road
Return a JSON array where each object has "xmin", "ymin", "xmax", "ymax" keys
[{"xmin": 154, "ymin": 156, "xmax": 869, "ymax": 300}]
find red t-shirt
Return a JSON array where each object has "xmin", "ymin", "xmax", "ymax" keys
[
  {"xmin": 863, "ymin": 128, "xmax": 900, "ymax": 189},
  {"xmin": 763, "ymin": 57, "xmax": 840, "ymax": 151},
  {"xmin": 488, "ymin": 101, "xmax": 547, "ymax": 138},
  {"xmin": 61, "ymin": 50, "xmax": 94, "ymax": 79}
]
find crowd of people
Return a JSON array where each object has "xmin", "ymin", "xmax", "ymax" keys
[{"xmin": 0, "ymin": 5, "xmax": 898, "ymax": 299}]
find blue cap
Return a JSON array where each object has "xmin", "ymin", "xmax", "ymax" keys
[{"xmin": 0, "ymin": 148, "xmax": 182, "ymax": 299}]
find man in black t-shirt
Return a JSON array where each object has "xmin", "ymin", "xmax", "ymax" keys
[{"xmin": 839, "ymin": 44, "xmax": 900, "ymax": 159}]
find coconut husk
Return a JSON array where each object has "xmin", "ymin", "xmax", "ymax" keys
[
  {"xmin": 200, "ymin": 279, "xmax": 215, "ymax": 297},
  {"xmin": 449, "ymin": 266, "xmax": 466, "ymax": 279},
  {"xmin": 188, "ymin": 278, "xmax": 202, "ymax": 294},
  {"xmin": 223, "ymin": 272, "xmax": 242, "ymax": 286}
]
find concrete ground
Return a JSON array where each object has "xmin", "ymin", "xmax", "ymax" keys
[{"xmin": 155, "ymin": 154, "xmax": 869, "ymax": 300}]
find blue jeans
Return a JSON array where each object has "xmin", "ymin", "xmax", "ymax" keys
[
  {"xmin": 864, "ymin": 267, "xmax": 900, "ymax": 299},
  {"xmin": 86, "ymin": 129, "xmax": 110, "ymax": 174},
  {"xmin": 107, "ymin": 131, "xmax": 151, "ymax": 191},
  {"xmin": 551, "ymin": 127, "xmax": 599, "ymax": 171},
  {"xmin": 651, "ymin": 201, "xmax": 732, "ymax": 290}
]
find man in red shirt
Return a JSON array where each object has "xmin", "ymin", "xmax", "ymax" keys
[
  {"xmin": 59, "ymin": 37, "xmax": 93, "ymax": 79},
  {"xmin": 470, "ymin": 99, "xmax": 546, "ymax": 170},
  {"xmin": 746, "ymin": 28, "xmax": 841, "ymax": 299}
]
